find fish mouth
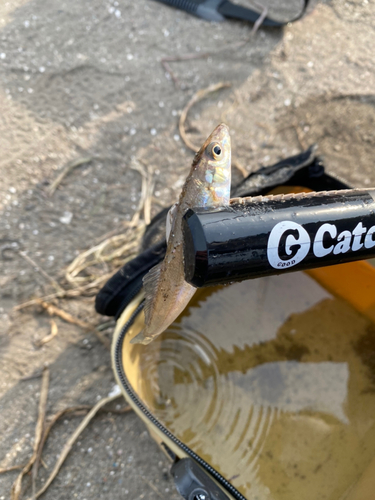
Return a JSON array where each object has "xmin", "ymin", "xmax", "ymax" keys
[
  {"xmin": 193, "ymin": 123, "xmax": 230, "ymax": 163},
  {"xmin": 212, "ymin": 122, "xmax": 229, "ymax": 135},
  {"xmin": 204, "ymin": 122, "xmax": 229, "ymax": 147}
]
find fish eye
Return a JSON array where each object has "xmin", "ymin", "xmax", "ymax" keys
[{"xmin": 209, "ymin": 143, "xmax": 222, "ymax": 160}]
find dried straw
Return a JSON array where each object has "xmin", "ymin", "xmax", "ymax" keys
[
  {"xmin": 14, "ymin": 158, "xmax": 154, "ymax": 311},
  {"xmin": 26, "ymin": 393, "xmax": 122, "ymax": 500},
  {"xmin": 179, "ymin": 82, "xmax": 232, "ymax": 152},
  {"xmin": 11, "ymin": 368, "xmax": 49, "ymax": 500}
]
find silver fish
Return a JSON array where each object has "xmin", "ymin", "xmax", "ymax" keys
[{"xmin": 131, "ymin": 123, "xmax": 231, "ymax": 345}]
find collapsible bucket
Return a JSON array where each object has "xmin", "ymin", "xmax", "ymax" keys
[
  {"xmin": 97, "ymin": 149, "xmax": 375, "ymax": 500},
  {"xmin": 112, "ymin": 263, "xmax": 375, "ymax": 500}
]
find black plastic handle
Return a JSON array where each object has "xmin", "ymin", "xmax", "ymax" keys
[
  {"xmin": 171, "ymin": 458, "xmax": 230, "ymax": 500},
  {"xmin": 182, "ymin": 189, "xmax": 375, "ymax": 287}
]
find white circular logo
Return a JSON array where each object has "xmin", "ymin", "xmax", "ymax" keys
[{"xmin": 267, "ymin": 221, "xmax": 311, "ymax": 270}]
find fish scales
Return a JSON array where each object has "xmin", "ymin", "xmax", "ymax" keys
[{"xmin": 131, "ymin": 123, "xmax": 232, "ymax": 345}]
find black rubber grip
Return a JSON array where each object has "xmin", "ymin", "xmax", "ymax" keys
[{"xmin": 182, "ymin": 189, "xmax": 375, "ymax": 287}]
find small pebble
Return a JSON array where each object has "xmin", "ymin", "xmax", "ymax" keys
[
  {"xmin": 59, "ymin": 211, "xmax": 73, "ymax": 224},
  {"xmin": 108, "ymin": 384, "xmax": 121, "ymax": 397}
]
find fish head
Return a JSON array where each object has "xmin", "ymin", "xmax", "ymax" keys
[{"xmin": 192, "ymin": 123, "xmax": 231, "ymax": 207}]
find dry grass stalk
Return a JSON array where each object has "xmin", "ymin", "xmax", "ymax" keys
[
  {"xmin": 276, "ymin": 121, "xmax": 308, "ymax": 151},
  {"xmin": 251, "ymin": 4, "xmax": 268, "ymax": 35},
  {"xmin": 36, "ymin": 300, "xmax": 110, "ymax": 349},
  {"xmin": 35, "ymin": 320, "xmax": 58, "ymax": 347},
  {"xmin": 161, "ymin": 52, "xmax": 210, "ymax": 88},
  {"xmin": 96, "ymin": 319, "xmax": 116, "ymax": 332},
  {"xmin": 130, "ymin": 159, "xmax": 150, "ymax": 216},
  {"xmin": 14, "ymin": 155, "xmax": 154, "ymax": 313},
  {"xmin": 47, "ymin": 157, "xmax": 92, "ymax": 196},
  {"xmin": 37, "ymin": 300, "xmax": 93, "ymax": 329},
  {"xmin": 20, "ymin": 371, "xmax": 44, "ymax": 381},
  {"xmin": 65, "ymin": 224, "xmax": 145, "ymax": 284},
  {"xmin": 26, "ymin": 393, "xmax": 122, "ymax": 500},
  {"xmin": 144, "ymin": 177, "xmax": 155, "ymax": 225},
  {"xmin": 0, "ymin": 465, "xmax": 24, "ymax": 475},
  {"xmin": 40, "ymin": 402, "xmax": 132, "ymax": 453},
  {"xmin": 10, "ymin": 392, "xmax": 130, "ymax": 498},
  {"xmin": 232, "ymin": 160, "xmax": 248, "ymax": 179},
  {"xmin": 160, "ymin": 7, "xmax": 269, "ymax": 88},
  {"xmin": 18, "ymin": 251, "xmax": 64, "ymax": 294},
  {"xmin": 14, "ymin": 284, "xmax": 100, "ymax": 311},
  {"xmin": 292, "ymin": 123, "xmax": 307, "ymax": 150},
  {"xmin": 179, "ymin": 82, "xmax": 232, "ymax": 152},
  {"xmin": 11, "ymin": 367, "xmax": 49, "ymax": 500},
  {"xmin": 14, "ymin": 270, "xmax": 127, "ymax": 310},
  {"xmin": 64, "ymin": 159, "xmax": 152, "ymax": 291},
  {"xmin": 31, "ymin": 372, "xmax": 50, "ymax": 497},
  {"xmin": 31, "ymin": 401, "xmax": 132, "ymax": 485}
]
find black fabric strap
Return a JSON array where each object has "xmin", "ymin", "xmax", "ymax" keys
[
  {"xmin": 218, "ymin": 1, "xmax": 281, "ymax": 26},
  {"xmin": 218, "ymin": 0, "xmax": 312, "ymax": 25},
  {"xmin": 154, "ymin": 0, "xmax": 313, "ymax": 25}
]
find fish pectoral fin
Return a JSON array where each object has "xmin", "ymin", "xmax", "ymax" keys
[
  {"xmin": 142, "ymin": 261, "xmax": 163, "ymax": 325},
  {"xmin": 130, "ymin": 329, "xmax": 153, "ymax": 345}
]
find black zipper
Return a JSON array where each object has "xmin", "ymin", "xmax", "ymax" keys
[{"xmin": 113, "ymin": 302, "xmax": 247, "ymax": 500}]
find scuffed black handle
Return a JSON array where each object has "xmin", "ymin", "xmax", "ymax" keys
[
  {"xmin": 171, "ymin": 458, "xmax": 230, "ymax": 500},
  {"xmin": 183, "ymin": 189, "xmax": 375, "ymax": 287}
]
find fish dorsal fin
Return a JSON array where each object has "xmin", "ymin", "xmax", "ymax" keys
[
  {"xmin": 166, "ymin": 203, "xmax": 178, "ymax": 243},
  {"xmin": 142, "ymin": 262, "xmax": 162, "ymax": 324}
]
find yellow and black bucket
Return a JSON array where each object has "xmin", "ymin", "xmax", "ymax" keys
[{"xmin": 97, "ymin": 148, "xmax": 375, "ymax": 500}]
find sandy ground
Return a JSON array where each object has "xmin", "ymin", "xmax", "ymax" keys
[{"xmin": 0, "ymin": 0, "xmax": 374, "ymax": 498}]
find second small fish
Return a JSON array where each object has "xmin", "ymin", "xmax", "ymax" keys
[{"xmin": 131, "ymin": 123, "xmax": 232, "ymax": 345}]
